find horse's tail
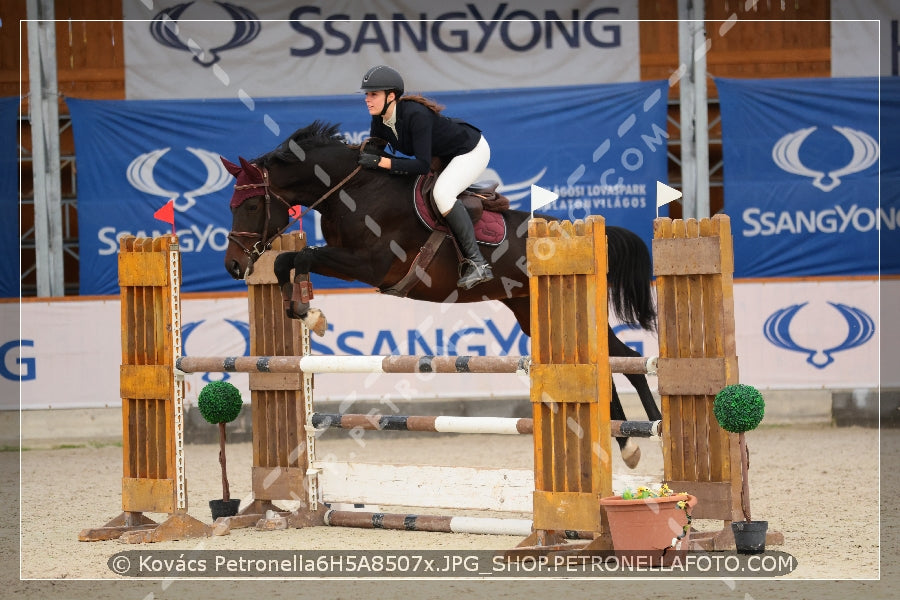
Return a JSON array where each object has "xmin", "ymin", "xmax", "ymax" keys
[{"xmin": 606, "ymin": 226, "xmax": 657, "ymax": 332}]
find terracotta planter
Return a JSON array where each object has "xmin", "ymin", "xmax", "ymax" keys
[{"xmin": 600, "ymin": 494, "xmax": 697, "ymax": 567}]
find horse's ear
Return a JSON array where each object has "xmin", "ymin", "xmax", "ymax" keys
[
  {"xmin": 221, "ymin": 156, "xmax": 242, "ymax": 176},
  {"xmin": 239, "ymin": 156, "xmax": 263, "ymax": 180}
]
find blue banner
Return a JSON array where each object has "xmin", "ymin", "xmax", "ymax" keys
[
  {"xmin": 0, "ymin": 97, "xmax": 19, "ymax": 298},
  {"xmin": 68, "ymin": 81, "xmax": 668, "ymax": 295},
  {"xmin": 717, "ymin": 76, "xmax": 896, "ymax": 277},
  {"xmin": 881, "ymin": 77, "xmax": 900, "ymax": 272}
]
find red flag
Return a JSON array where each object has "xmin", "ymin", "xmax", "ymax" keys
[
  {"xmin": 154, "ymin": 199, "xmax": 176, "ymax": 235},
  {"xmin": 288, "ymin": 205, "xmax": 304, "ymax": 231}
]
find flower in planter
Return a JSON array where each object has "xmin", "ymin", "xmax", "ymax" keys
[
  {"xmin": 618, "ymin": 484, "xmax": 693, "ymax": 538},
  {"xmin": 602, "ymin": 484, "xmax": 696, "ymax": 562},
  {"xmin": 622, "ymin": 483, "xmax": 682, "ymax": 500}
]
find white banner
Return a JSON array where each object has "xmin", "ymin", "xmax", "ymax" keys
[
  {"xmin": 831, "ymin": 0, "xmax": 897, "ymax": 77},
  {"xmin": 8, "ymin": 278, "xmax": 889, "ymax": 411},
  {"xmin": 122, "ymin": 0, "xmax": 640, "ymax": 99}
]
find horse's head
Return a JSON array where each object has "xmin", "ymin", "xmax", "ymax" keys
[
  {"xmin": 222, "ymin": 155, "xmax": 293, "ymax": 279},
  {"xmin": 222, "ymin": 121, "xmax": 365, "ymax": 279}
]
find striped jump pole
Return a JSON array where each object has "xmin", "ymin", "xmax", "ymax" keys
[
  {"xmin": 175, "ymin": 354, "xmax": 657, "ymax": 376},
  {"xmin": 322, "ymin": 510, "xmax": 595, "ymax": 539},
  {"xmin": 324, "ymin": 510, "xmax": 535, "ymax": 537},
  {"xmin": 310, "ymin": 413, "xmax": 662, "ymax": 438}
]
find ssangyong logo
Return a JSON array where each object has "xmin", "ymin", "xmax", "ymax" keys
[
  {"xmin": 150, "ymin": 1, "xmax": 261, "ymax": 66},
  {"xmin": 126, "ymin": 147, "xmax": 232, "ymax": 212},
  {"xmin": 95, "ymin": 146, "xmax": 235, "ymax": 256},
  {"xmin": 772, "ymin": 126, "xmax": 879, "ymax": 192},
  {"xmin": 763, "ymin": 302, "xmax": 874, "ymax": 369}
]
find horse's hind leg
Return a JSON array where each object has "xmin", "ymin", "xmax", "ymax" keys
[
  {"xmin": 608, "ymin": 325, "xmax": 661, "ymax": 469},
  {"xmin": 608, "ymin": 327, "xmax": 662, "ymax": 421},
  {"xmin": 611, "ymin": 382, "xmax": 642, "ymax": 469}
]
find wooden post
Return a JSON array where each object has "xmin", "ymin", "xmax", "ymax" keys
[
  {"xmin": 79, "ymin": 235, "xmax": 210, "ymax": 543},
  {"xmin": 235, "ymin": 233, "xmax": 327, "ymax": 528},
  {"xmin": 653, "ymin": 215, "xmax": 781, "ymax": 550},
  {"xmin": 516, "ymin": 216, "xmax": 613, "ymax": 552}
]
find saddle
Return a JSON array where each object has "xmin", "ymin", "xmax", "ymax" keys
[{"xmin": 414, "ymin": 169, "xmax": 508, "ymax": 246}]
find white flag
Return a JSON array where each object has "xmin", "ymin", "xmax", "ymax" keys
[
  {"xmin": 530, "ymin": 184, "xmax": 559, "ymax": 213},
  {"xmin": 656, "ymin": 181, "xmax": 682, "ymax": 207}
]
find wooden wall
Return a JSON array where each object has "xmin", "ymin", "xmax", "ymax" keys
[
  {"xmin": 1, "ymin": 0, "xmax": 125, "ymax": 105},
  {"xmin": 640, "ymin": 0, "xmax": 831, "ymax": 85}
]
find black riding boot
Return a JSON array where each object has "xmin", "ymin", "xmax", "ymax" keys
[{"xmin": 443, "ymin": 201, "xmax": 493, "ymax": 289}]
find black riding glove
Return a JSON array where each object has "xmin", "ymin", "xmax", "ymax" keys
[{"xmin": 358, "ymin": 153, "xmax": 381, "ymax": 169}]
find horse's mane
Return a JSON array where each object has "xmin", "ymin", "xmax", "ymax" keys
[{"xmin": 254, "ymin": 120, "xmax": 349, "ymax": 166}]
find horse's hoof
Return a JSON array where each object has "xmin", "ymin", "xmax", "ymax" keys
[
  {"xmin": 303, "ymin": 308, "xmax": 328, "ymax": 337},
  {"xmin": 621, "ymin": 439, "xmax": 641, "ymax": 469}
]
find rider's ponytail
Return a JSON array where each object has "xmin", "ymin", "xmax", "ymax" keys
[{"xmin": 399, "ymin": 94, "xmax": 444, "ymax": 114}]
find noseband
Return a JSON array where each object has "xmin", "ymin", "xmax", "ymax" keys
[{"xmin": 228, "ymin": 163, "xmax": 362, "ymax": 267}]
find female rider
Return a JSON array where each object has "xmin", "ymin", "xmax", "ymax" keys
[{"xmin": 357, "ymin": 65, "xmax": 493, "ymax": 290}]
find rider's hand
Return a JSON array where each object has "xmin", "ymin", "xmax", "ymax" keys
[{"xmin": 358, "ymin": 153, "xmax": 381, "ymax": 169}]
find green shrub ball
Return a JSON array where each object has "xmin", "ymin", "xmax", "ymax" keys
[
  {"xmin": 714, "ymin": 384, "xmax": 765, "ymax": 433},
  {"xmin": 197, "ymin": 381, "xmax": 244, "ymax": 425}
]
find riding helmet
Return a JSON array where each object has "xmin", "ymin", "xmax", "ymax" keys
[{"xmin": 360, "ymin": 65, "xmax": 404, "ymax": 96}]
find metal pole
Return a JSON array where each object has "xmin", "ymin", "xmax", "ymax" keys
[
  {"xmin": 692, "ymin": 1, "xmax": 711, "ymax": 219},
  {"xmin": 677, "ymin": 5, "xmax": 696, "ymax": 219},
  {"xmin": 27, "ymin": 0, "xmax": 64, "ymax": 296},
  {"xmin": 677, "ymin": 0, "xmax": 711, "ymax": 219}
]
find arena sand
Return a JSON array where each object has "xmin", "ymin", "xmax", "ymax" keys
[{"xmin": 5, "ymin": 423, "xmax": 898, "ymax": 599}]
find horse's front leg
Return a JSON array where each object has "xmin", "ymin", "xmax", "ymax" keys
[
  {"xmin": 273, "ymin": 247, "xmax": 390, "ymax": 336},
  {"xmin": 270, "ymin": 249, "xmax": 326, "ymax": 336}
]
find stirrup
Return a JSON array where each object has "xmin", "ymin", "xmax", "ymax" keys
[{"xmin": 457, "ymin": 260, "xmax": 493, "ymax": 289}]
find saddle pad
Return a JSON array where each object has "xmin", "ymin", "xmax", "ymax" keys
[{"xmin": 413, "ymin": 175, "xmax": 507, "ymax": 246}]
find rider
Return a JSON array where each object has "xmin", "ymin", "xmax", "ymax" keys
[{"xmin": 357, "ymin": 65, "xmax": 494, "ymax": 290}]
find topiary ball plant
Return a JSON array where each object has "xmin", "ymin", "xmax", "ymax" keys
[
  {"xmin": 198, "ymin": 380, "xmax": 243, "ymax": 426},
  {"xmin": 198, "ymin": 381, "xmax": 243, "ymax": 504},
  {"xmin": 714, "ymin": 383, "xmax": 765, "ymax": 522},
  {"xmin": 713, "ymin": 383, "xmax": 765, "ymax": 433}
]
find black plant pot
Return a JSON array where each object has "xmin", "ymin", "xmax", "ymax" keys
[
  {"xmin": 209, "ymin": 498, "xmax": 241, "ymax": 520},
  {"xmin": 732, "ymin": 520, "xmax": 768, "ymax": 554}
]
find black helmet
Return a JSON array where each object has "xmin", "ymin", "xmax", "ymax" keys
[{"xmin": 360, "ymin": 65, "xmax": 404, "ymax": 96}]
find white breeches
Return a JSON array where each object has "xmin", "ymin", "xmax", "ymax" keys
[{"xmin": 433, "ymin": 136, "xmax": 491, "ymax": 216}]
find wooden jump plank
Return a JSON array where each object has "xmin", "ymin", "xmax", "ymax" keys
[{"xmin": 315, "ymin": 461, "xmax": 657, "ymax": 515}]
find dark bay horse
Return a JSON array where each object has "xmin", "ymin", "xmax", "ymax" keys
[{"xmin": 222, "ymin": 121, "xmax": 661, "ymax": 467}]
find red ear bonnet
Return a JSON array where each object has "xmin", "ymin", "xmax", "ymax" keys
[{"xmin": 221, "ymin": 156, "xmax": 265, "ymax": 208}]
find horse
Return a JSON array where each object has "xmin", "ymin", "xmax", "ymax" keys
[{"xmin": 222, "ymin": 121, "xmax": 661, "ymax": 468}]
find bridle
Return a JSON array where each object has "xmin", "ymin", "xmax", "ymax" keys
[{"xmin": 227, "ymin": 162, "xmax": 362, "ymax": 268}]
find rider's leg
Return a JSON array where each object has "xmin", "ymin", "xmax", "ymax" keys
[{"xmin": 434, "ymin": 136, "xmax": 494, "ymax": 289}]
